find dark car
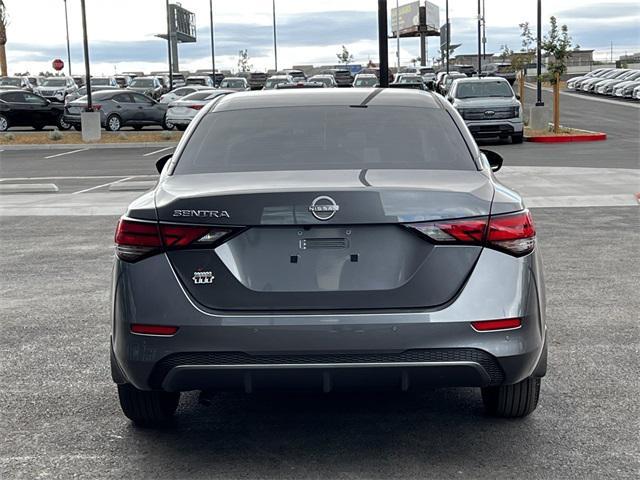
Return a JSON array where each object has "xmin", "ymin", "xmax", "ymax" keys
[
  {"xmin": 111, "ymin": 88, "xmax": 547, "ymax": 426},
  {"xmin": 64, "ymin": 90, "xmax": 172, "ymax": 131},
  {"xmin": 0, "ymin": 90, "xmax": 71, "ymax": 131},
  {"xmin": 127, "ymin": 77, "xmax": 164, "ymax": 100},
  {"xmin": 247, "ymin": 72, "xmax": 268, "ymax": 90},
  {"xmin": 323, "ymin": 68, "xmax": 353, "ymax": 87}
]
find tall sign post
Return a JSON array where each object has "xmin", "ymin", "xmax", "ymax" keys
[
  {"xmin": 63, "ymin": 0, "xmax": 72, "ymax": 76},
  {"xmin": 536, "ymin": 0, "xmax": 544, "ymax": 106},
  {"xmin": 209, "ymin": 0, "xmax": 215, "ymax": 81},
  {"xmin": 272, "ymin": 0, "xmax": 278, "ymax": 71}
]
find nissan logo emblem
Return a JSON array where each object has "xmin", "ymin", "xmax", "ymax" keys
[{"xmin": 308, "ymin": 196, "xmax": 340, "ymax": 221}]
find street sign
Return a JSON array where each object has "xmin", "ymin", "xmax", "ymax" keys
[
  {"xmin": 52, "ymin": 59, "xmax": 64, "ymax": 71},
  {"xmin": 440, "ymin": 23, "xmax": 449, "ymax": 50}
]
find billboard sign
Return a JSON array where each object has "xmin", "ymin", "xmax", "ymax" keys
[
  {"xmin": 390, "ymin": 1, "xmax": 421, "ymax": 35},
  {"xmin": 170, "ymin": 4, "xmax": 196, "ymax": 43},
  {"xmin": 425, "ymin": 1, "xmax": 440, "ymax": 30}
]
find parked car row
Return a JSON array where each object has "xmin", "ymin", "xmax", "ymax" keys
[{"xmin": 567, "ymin": 68, "xmax": 640, "ymax": 100}]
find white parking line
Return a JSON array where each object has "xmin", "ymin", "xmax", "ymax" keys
[
  {"xmin": 71, "ymin": 176, "xmax": 134, "ymax": 195},
  {"xmin": 143, "ymin": 146, "xmax": 174, "ymax": 157},
  {"xmin": 43, "ymin": 148, "xmax": 89, "ymax": 159}
]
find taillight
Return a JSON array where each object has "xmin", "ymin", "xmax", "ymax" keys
[
  {"xmin": 114, "ymin": 218, "xmax": 236, "ymax": 262},
  {"xmin": 486, "ymin": 210, "xmax": 536, "ymax": 256},
  {"xmin": 404, "ymin": 210, "xmax": 535, "ymax": 257},
  {"xmin": 189, "ymin": 104, "xmax": 204, "ymax": 110}
]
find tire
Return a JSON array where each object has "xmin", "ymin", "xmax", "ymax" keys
[
  {"xmin": 117, "ymin": 383, "xmax": 180, "ymax": 427},
  {"xmin": 162, "ymin": 116, "xmax": 174, "ymax": 131},
  {"xmin": 57, "ymin": 115, "xmax": 71, "ymax": 131},
  {"xmin": 176, "ymin": 125, "xmax": 187, "ymax": 131},
  {"xmin": 0, "ymin": 114, "xmax": 9, "ymax": 132},
  {"xmin": 512, "ymin": 133, "xmax": 524, "ymax": 144},
  {"xmin": 482, "ymin": 376, "xmax": 541, "ymax": 418},
  {"xmin": 106, "ymin": 114, "xmax": 122, "ymax": 132},
  {"xmin": 73, "ymin": 124, "xmax": 82, "ymax": 131}
]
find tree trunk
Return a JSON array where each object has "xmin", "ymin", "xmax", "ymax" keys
[
  {"xmin": 519, "ymin": 71, "xmax": 525, "ymax": 107},
  {"xmin": 0, "ymin": 44, "xmax": 6, "ymax": 76},
  {"xmin": 553, "ymin": 72, "xmax": 560, "ymax": 133}
]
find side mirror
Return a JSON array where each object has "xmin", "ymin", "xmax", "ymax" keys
[
  {"xmin": 480, "ymin": 149, "xmax": 504, "ymax": 172},
  {"xmin": 155, "ymin": 153, "xmax": 172, "ymax": 174},
  {"xmin": 515, "ymin": 94, "xmax": 521, "ymax": 100}
]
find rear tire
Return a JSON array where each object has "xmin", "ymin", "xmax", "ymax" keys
[
  {"xmin": 0, "ymin": 114, "xmax": 10, "ymax": 131},
  {"xmin": 57, "ymin": 115, "xmax": 71, "ymax": 131},
  {"xmin": 162, "ymin": 116, "xmax": 174, "ymax": 130},
  {"xmin": 512, "ymin": 133, "xmax": 524, "ymax": 144},
  {"xmin": 117, "ymin": 383, "xmax": 180, "ymax": 427},
  {"xmin": 73, "ymin": 124, "xmax": 82, "ymax": 131},
  {"xmin": 481, "ymin": 376, "xmax": 541, "ymax": 418},
  {"xmin": 106, "ymin": 114, "xmax": 122, "ymax": 132}
]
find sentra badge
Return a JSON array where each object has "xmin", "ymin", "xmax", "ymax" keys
[{"xmin": 173, "ymin": 210, "xmax": 230, "ymax": 218}]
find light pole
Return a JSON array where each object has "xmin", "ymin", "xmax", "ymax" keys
[
  {"xmin": 395, "ymin": 0, "xmax": 400, "ymax": 71},
  {"xmin": 272, "ymin": 0, "xmax": 278, "ymax": 71},
  {"xmin": 63, "ymin": 0, "xmax": 72, "ymax": 76},
  {"xmin": 536, "ymin": 0, "xmax": 544, "ymax": 106},
  {"xmin": 377, "ymin": 0, "xmax": 389, "ymax": 87},
  {"xmin": 482, "ymin": 0, "xmax": 486, "ymax": 60},
  {"xmin": 165, "ymin": 0, "xmax": 173, "ymax": 90},
  {"xmin": 477, "ymin": 0, "xmax": 481, "ymax": 75},
  {"xmin": 80, "ymin": 0, "xmax": 91, "ymax": 109},
  {"xmin": 445, "ymin": 0, "xmax": 449, "ymax": 74},
  {"xmin": 209, "ymin": 0, "xmax": 215, "ymax": 81}
]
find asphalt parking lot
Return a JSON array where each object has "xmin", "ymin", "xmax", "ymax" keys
[{"xmin": 0, "ymin": 90, "xmax": 638, "ymax": 479}]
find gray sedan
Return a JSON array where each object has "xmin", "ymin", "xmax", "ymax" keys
[
  {"xmin": 64, "ymin": 90, "xmax": 172, "ymax": 131},
  {"xmin": 111, "ymin": 88, "xmax": 547, "ymax": 426}
]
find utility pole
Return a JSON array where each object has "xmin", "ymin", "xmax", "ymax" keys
[
  {"xmin": 272, "ymin": 0, "xmax": 278, "ymax": 71},
  {"xmin": 63, "ymin": 0, "xmax": 72, "ymax": 76},
  {"xmin": 80, "ymin": 0, "xmax": 91, "ymax": 109},
  {"xmin": 209, "ymin": 0, "xmax": 215, "ymax": 81},
  {"xmin": 536, "ymin": 0, "xmax": 544, "ymax": 106},
  {"xmin": 395, "ymin": 0, "xmax": 400, "ymax": 72},
  {"xmin": 445, "ymin": 0, "xmax": 449, "ymax": 74},
  {"xmin": 165, "ymin": 0, "xmax": 173, "ymax": 90},
  {"xmin": 477, "ymin": 0, "xmax": 481, "ymax": 75},
  {"xmin": 377, "ymin": 0, "xmax": 389, "ymax": 87}
]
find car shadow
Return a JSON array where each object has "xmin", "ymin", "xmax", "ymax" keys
[{"xmin": 122, "ymin": 388, "xmax": 542, "ymax": 478}]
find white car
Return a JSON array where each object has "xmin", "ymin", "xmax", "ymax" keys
[
  {"xmin": 633, "ymin": 85, "xmax": 640, "ymax": 100},
  {"xmin": 159, "ymin": 86, "xmax": 215, "ymax": 104},
  {"xmin": 166, "ymin": 89, "xmax": 233, "ymax": 130}
]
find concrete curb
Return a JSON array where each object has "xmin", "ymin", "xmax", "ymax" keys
[
  {"xmin": 0, "ymin": 142, "xmax": 178, "ymax": 151},
  {"xmin": 0, "ymin": 183, "xmax": 59, "ymax": 193}
]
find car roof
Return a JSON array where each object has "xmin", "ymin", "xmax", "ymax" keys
[
  {"xmin": 212, "ymin": 88, "xmax": 440, "ymax": 112},
  {"xmin": 355, "ymin": 74, "xmax": 377, "ymax": 77},
  {"xmin": 455, "ymin": 77, "xmax": 509, "ymax": 83}
]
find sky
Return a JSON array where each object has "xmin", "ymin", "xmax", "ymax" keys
[{"xmin": 4, "ymin": 0, "xmax": 640, "ymax": 76}]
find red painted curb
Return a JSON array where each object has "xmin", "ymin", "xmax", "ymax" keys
[{"xmin": 525, "ymin": 132, "xmax": 607, "ymax": 143}]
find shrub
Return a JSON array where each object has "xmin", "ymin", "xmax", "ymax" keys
[{"xmin": 48, "ymin": 130, "xmax": 64, "ymax": 141}]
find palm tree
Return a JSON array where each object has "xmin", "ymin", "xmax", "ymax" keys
[{"xmin": 0, "ymin": 1, "xmax": 7, "ymax": 76}]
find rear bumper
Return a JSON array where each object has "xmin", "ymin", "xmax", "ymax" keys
[{"xmin": 111, "ymin": 248, "xmax": 547, "ymax": 392}]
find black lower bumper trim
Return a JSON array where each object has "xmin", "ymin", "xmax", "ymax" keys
[{"xmin": 149, "ymin": 348, "xmax": 505, "ymax": 390}]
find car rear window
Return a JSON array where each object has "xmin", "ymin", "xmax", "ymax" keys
[{"xmin": 174, "ymin": 106, "xmax": 475, "ymax": 174}]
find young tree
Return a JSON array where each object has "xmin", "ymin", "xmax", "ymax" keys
[
  {"xmin": 510, "ymin": 21, "xmax": 536, "ymax": 104},
  {"xmin": 499, "ymin": 44, "xmax": 514, "ymax": 63},
  {"xmin": 0, "ymin": 1, "xmax": 7, "ymax": 76},
  {"xmin": 336, "ymin": 45, "xmax": 354, "ymax": 65},
  {"xmin": 237, "ymin": 49, "xmax": 252, "ymax": 73},
  {"xmin": 541, "ymin": 16, "xmax": 572, "ymax": 133}
]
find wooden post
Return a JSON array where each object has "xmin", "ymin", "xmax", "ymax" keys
[
  {"xmin": 519, "ymin": 71, "xmax": 525, "ymax": 107},
  {"xmin": 553, "ymin": 71, "xmax": 560, "ymax": 133}
]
